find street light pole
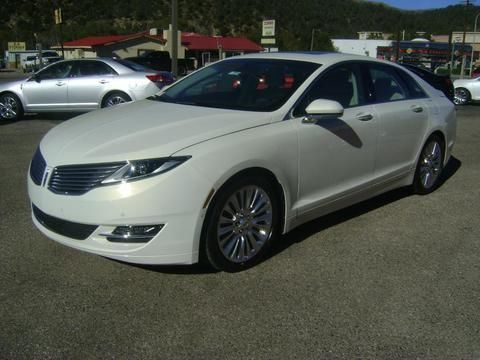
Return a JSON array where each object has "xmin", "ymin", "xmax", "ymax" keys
[{"xmin": 469, "ymin": 12, "xmax": 480, "ymax": 77}]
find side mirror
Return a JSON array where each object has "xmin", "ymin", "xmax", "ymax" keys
[
  {"xmin": 302, "ymin": 99, "xmax": 344, "ymax": 124},
  {"xmin": 29, "ymin": 73, "xmax": 41, "ymax": 82}
]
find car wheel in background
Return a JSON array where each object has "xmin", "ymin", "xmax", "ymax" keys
[
  {"xmin": 0, "ymin": 93, "xmax": 24, "ymax": 121},
  {"xmin": 203, "ymin": 175, "xmax": 281, "ymax": 272},
  {"xmin": 453, "ymin": 87, "xmax": 471, "ymax": 105},
  {"xmin": 413, "ymin": 135, "xmax": 444, "ymax": 195},
  {"xmin": 102, "ymin": 92, "xmax": 132, "ymax": 108}
]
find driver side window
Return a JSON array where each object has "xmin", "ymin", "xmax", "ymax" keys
[
  {"xmin": 37, "ymin": 62, "xmax": 73, "ymax": 80},
  {"xmin": 293, "ymin": 63, "xmax": 365, "ymax": 117}
]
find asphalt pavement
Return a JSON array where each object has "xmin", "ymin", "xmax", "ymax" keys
[{"xmin": 1, "ymin": 77, "xmax": 479, "ymax": 358}]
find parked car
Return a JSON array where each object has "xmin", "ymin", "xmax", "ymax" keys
[
  {"xmin": 453, "ymin": 76, "xmax": 480, "ymax": 105},
  {"xmin": 0, "ymin": 58, "xmax": 174, "ymax": 121},
  {"xmin": 28, "ymin": 53, "xmax": 456, "ymax": 272},
  {"xmin": 472, "ymin": 66, "xmax": 480, "ymax": 79},
  {"xmin": 22, "ymin": 51, "xmax": 63, "ymax": 73},
  {"xmin": 127, "ymin": 50, "xmax": 195, "ymax": 75},
  {"xmin": 400, "ymin": 63, "xmax": 454, "ymax": 102}
]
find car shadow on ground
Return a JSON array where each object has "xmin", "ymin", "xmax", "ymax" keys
[
  {"xmin": 0, "ymin": 112, "xmax": 84, "ymax": 126},
  {"xmin": 112, "ymin": 157, "xmax": 462, "ymax": 275}
]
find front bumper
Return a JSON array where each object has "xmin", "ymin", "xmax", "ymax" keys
[{"xmin": 28, "ymin": 161, "xmax": 211, "ymax": 265}]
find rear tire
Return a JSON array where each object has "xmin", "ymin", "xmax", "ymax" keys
[
  {"xmin": 102, "ymin": 91, "xmax": 132, "ymax": 108},
  {"xmin": 202, "ymin": 175, "xmax": 281, "ymax": 272},
  {"xmin": 413, "ymin": 135, "xmax": 444, "ymax": 195},
  {"xmin": 0, "ymin": 93, "xmax": 23, "ymax": 122}
]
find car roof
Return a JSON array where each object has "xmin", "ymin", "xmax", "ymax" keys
[{"xmin": 233, "ymin": 51, "xmax": 393, "ymax": 68}]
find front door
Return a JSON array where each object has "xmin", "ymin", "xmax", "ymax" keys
[
  {"xmin": 292, "ymin": 62, "xmax": 378, "ymax": 217},
  {"xmin": 22, "ymin": 61, "xmax": 73, "ymax": 111}
]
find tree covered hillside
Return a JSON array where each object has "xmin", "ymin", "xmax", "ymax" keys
[{"xmin": 1, "ymin": 0, "xmax": 479, "ymax": 52}]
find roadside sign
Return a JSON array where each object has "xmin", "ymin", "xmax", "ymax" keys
[
  {"xmin": 261, "ymin": 38, "xmax": 276, "ymax": 45},
  {"xmin": 262, "ymin": 20, "xmax": 275, "ymax": 37},
  {"xmin": 8, "ymin": 42, "xmax": 26, "ymax": 52}
]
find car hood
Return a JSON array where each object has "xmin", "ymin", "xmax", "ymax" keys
[{"xmin": 40, "ymin": 99, "xmax": 272, "ymax": 165}]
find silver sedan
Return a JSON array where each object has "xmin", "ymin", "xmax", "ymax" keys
[{"xmin": 0, "ymin": 58, "xmax": 175, "ymax": 121}]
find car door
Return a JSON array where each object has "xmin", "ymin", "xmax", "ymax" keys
[
  {"xmin": 292, "ymin": 62, "xmax": 378, "ymax": 217},
  {"xmin": 21, "ymin": 61, "xmax": 73, "ymax": 111},
  {"xmin": 367, "ymin": 63, "xmax": 429, "ymax": 180},
  {"xmin": 67, "ymin": 60, "xmax": 117, "ymax": 110}
]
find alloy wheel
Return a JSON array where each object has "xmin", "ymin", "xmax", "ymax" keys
[
  {"xmin": 419, "ymin": 140, "xmax": 442, "ymax": 190},
  {"xmin": 105, "ymin": 95, "xmax": 128, "ymax": 107},
  {"xmin": 216, "ymin": 185, "xmax": 273, "ymax": 263},
  {"xmin": 453, "ymin": 88, "xmax": 469, "ymax": 105},
  {"xmin": 0, "ymin": 95, "xmax": 19, "ymax": 120}
]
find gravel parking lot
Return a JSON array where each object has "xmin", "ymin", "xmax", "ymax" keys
[{"xmin": 1, "ymin": 78, "xmax": 479, "ymax": 357}]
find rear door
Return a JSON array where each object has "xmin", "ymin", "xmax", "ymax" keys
[
  {"xmin": 21, "ymin": 61, "xmax": 73, "ymax": 111},
  {"xmin": 67, "ymin": 60, "xmax": 118, "ymax": 110},
  {"xmin": 366, "ymin": 63, "xmax": 430, "ymax": 179}
]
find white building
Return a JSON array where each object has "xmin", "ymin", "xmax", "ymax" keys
[{"xmin": 332, "ymin": 39, "xmax": 393, "ymax": 58}]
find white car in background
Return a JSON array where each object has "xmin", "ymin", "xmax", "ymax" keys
[
  {"xmin": 0, "ymin": 58, "xmax": 174, "ymax": 121},
  {"xmin": 453, "ymin": 76, "xmax": 480, "ymax": 105},
  {"xmin": 28, "ymin": 53, "xmax": 456, "ymax": 272}
]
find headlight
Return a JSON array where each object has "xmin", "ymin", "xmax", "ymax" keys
[{"xmin": 101, "ymin": 156, "xmax": 190, "ymax": 185}]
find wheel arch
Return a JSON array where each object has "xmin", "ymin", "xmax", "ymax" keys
[
  {"xmin": 198, "ymin": 166, "xmax": 288, "ymax": 264},
  {"xmin": 0, "ymin": 90, "xmax": 26, "ymax": 110}
]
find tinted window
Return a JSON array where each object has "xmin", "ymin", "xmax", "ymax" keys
[
  {"xmin": 396, "ymin": 68, "xmax": 427, "ymax": 99},
  {"xmin": 153, "ymin": 59, "xmax": 320, "ymax": 112},
  {"xmin": 37, "ymin": 61, "xmax": 73, "ymax": 79},
  {"xmin": 369, "ymin": 65, "xmax": 409, "ymax": 103},
  {"xmin": 293, "ymin": 63, "xmax": 366, "ymax": 117},
  {"xmin": 113, "ymin": 58, "xmax": 148, "ymax": 72},
  {"xmin": 73, "ymin": 61, "xmax": 116, "ymax": 76}
]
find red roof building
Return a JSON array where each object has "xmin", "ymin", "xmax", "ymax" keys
[{"xmin": 55, "ymin": 30, "xmax": 263, "ymax": 68}]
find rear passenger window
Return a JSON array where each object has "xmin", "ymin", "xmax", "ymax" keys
[
  {"xmin": 396, "ymin": 69, "xmax": 427, "ymax": 99},
  {"xmin": 369, "ymin": 66, "xmax": 408, "ymax": 103}
]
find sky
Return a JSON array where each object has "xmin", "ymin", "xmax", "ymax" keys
[{"xmin": 372, "ymin": 0, "xmax": 467, "ymax": 10}]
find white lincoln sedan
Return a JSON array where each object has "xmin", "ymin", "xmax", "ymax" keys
[{"xmin": 28, "ymin": 53, "xmax": 456, "ymax": 272}]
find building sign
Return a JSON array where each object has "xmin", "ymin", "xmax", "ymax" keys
[
  {"xmin": 262, "ymin": 20, "xmax": 276, "ymax": 37},
  {"xmin": 261, "ymin": 38, "xmax": 276, "ymax": 45},
  {"xmin": 8, "ymin": 42, "xmax": 26, "ymax": 52}
]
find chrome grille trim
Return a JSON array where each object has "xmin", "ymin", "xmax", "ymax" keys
[
  {"xmin": 48, "ymin": 161, "xmax": 127, "ymax": 195},
  {"xmin": 30, "ymin": 147, "xmax": 47, "ymax": 186}
]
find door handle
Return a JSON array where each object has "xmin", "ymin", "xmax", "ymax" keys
[
  {"xmin": 55, "ymin": 81, "xmax": 66, "ymax": 86},
  {"xmin": 356, "ymin": 113, "xmax": 373, "ymax": 121},
  {"xmin": 99, "ymin": 80, "xmax": 109, "ymax": 84},
  {"xmin": 411, "ymin": 105, "xmax": 423, "ymax": 113}
]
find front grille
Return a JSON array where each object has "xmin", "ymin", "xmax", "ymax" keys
[
  {"xmin": 48, "ymin": 162, "xmax": 127, "ymax": 195},
  {"xmin": 30, "ymin": 147, "xmax": 46, "ymax": 185},
  {"xmin": 32, "ymin": 204, "xmax": 98, "ymax": 240}
]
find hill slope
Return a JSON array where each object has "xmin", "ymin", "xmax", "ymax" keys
[{"xmin": 1, "ymin": 0, "xmax": 479, "ymax": 52}]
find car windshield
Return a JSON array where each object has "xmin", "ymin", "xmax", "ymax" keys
[
  {"xmin": 151, "ymin": 59, "xmax": 320, "ymax": 112},
  {"xmin": 113, "ymin": 58, "xmax": 149, "ymax": 72}
]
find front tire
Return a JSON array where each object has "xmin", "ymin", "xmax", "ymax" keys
[
  {"xmin": 413, "ymin": 135, "xmax": 444, "ymax": 195},
  {"xmin": 453, "ymin": 87, "xmax": 471, "ymax": 105},
  {"xmin": 102, "ymin": 91, "xmax": 132, "ymax": 108},
  {"xmin": 0, "ymin": 93, "xmax": 24, "ymax": 121},
  {"xmin": 203, "ymin": 176, "xmax": 281, "ymax": 272}
]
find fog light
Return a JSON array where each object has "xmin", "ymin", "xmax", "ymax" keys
[{"xmin": 100, "ymin": 224, "xmax": 164, "ymax": 243}]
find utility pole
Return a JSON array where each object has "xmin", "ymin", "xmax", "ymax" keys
[
  {"xmin": 171, "ymin": 0, "xmax": 178, "ymax": 77},
  {"xmin": 460, "ymin": 0, "xmax": 474, "ymax": 78}
]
